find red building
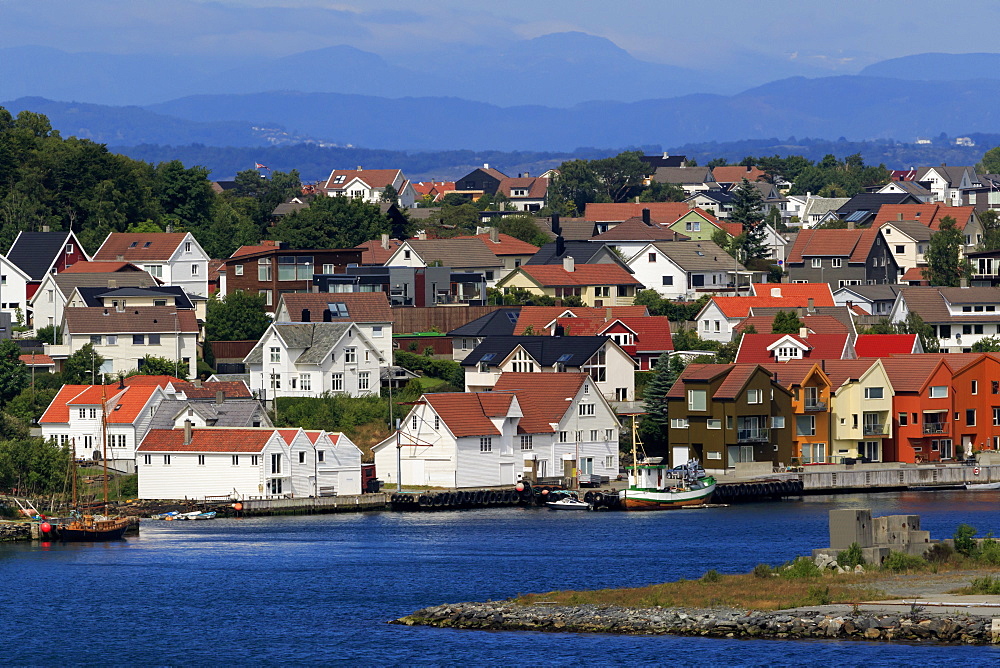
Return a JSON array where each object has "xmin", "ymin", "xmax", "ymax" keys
[
  {"xmin": 882, "ymin": 357, "xmax": 955, "ymax": 463},
  {"xmin": 950, "ymin": 353, "xmax": 1000, "ymax": 455}
]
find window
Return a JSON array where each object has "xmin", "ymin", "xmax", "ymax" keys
[
  {"xmin": 832, "ymin": 258, "xmax": 843, "ymax": 268},
  {"xmin": 411, "ymin": 415, "xmax": 418, "ymax": 430},
  {"xmin": 776, "ymin": 346, "xmax": 801, "ymax": 360},
  {"xmin": 365, "ymin": 350, "xmax": 370, "ymax": 363},
  {"xmin": 670, "ymin": 418, "xmax": 689, "ymax": 428},
  {"xmin": 796, "ymin": 415, "xmax": 816, "ymax": 436},
  {"xmin": 520, "ymin": 435, "xmax": 533, "ymax": 450},
  {"xmin": 994, "ymin": 408, "xmax": 1000, "ymax": 426},
  {"xmin": 648, "ymin": 252, "xmax": 657, "ymax": 263},
  {"xmin": 583, "ymin": 383, "xmax": 589, "ymax": 394},
  {"xmin": 615, "ymin": 387, "xmax": 628, "ymax": 401},
  {"xmin": 258, "ymin": 259, "xmax": 273, "ymax": 281},
  {"xmin": 559, "ymin": 431, "xmax": 568, "ymax": 443},
  {"xmin": 972, "ymin": 380, "xmax": 978, "ymax": 395},
  {"xmin": 929, "ymin": 386, "xmax": 948, "ymax": 398},
  {"xmin": 234, "ymin": 264, "xmax": 244, "ymax": 276},
  {"xmin": 578, "ymin": 403, "xmax": 595, "ymax": 416},
  {"xmin": 479, "ymin": 437, "xmax": 492, "ymax": 452},
  {"xmin": 433, "ymin": 415, "xmax": 440, "ymax": 430},
  {"xmin": 895, "ymin": 245, "xmax": 905, "ymax": 254},
  {"xmin": 133, "ymin": 335, "xmax": 145, "ymax": 345},
  {"xmin": 967, "ymin": 409, "xmax": 976, "ymax": 426},
  {"xmin": 148, "ymin": 334, "xmax": 160, "ymax": 345},
  {"xmin": 198, "ymin": 455, "xmax": 205, "ymax": 466},
  {"xmin": 269, "ymin": 347, "xmax": 280, "ymax": 363},
  {"xmin": 403, "ymin": 250, "xmax": 411, "ymax": 260},
  {"xmin": 358, "ymin": 371, "xmax": 370, "ymax": 391},
  {"xmin": 811, "ymin": 258, "xmax": 822, "ymax": 268},
  {"xmin": 605, "ymin": 429, "xmax": 615, "ymax": 441},
  {"xmin": 300, "ymin": 373, "xmax": 311, "ymax": 391},
  {"xmin": 898, "ymin": 412, "xmax": 908, "ymax": 426},
  {"xmin": 583, "ymin": 349, "xmax": 606, "ymax": 382},
  {"xmin": 144, "ymin": 455, "xmax": 152, "ymax": 465},
  {"xmin": 372, "ymin": 326, "xmax": 383, "ymax": 338},
  {"xmin": 269, "ymin": 373, "xmax": 281, "ymax": 390},
  {"xmin": 771, "ymin": 416, "xmax": 785, "ymax": 429},
  {"xmin": 232, "ymin": 455, "xmax": 240, "ymax": 466},
  {"xmin": 747, "ymin": 389, "xmax": 762, "ymax": 404},
  {"xmin": 145, "ymin": 265, "xmax": 163, "ymax": 278},
  {"xmin": 163, "ymin": 455, "xmax": 171, "ymax": 465},
  {"xmin": 707, "ymin": 419, "xmax": 721, "ymax": 430},
  {"xmin": 153, "ymin": 300, "xmax": 166, "ymax": 307},
  {"xmin": 702, "ymin": 320, "xmax": 709, "ymax": 331},
  {"xmin": 259, "ymin": 289, "xmax": 273, "ymax": 306},
  {"xmin": 714, "ymin": 321, "xmax": 721, "ymax": 332},
  {"xmin": 345, "ymin": 348, "xmax": 357, "ymax": 364},
  {"xmin": 299, "ymin": 451, "xmax": 306, "ymax": 464},
  {"xmin": 687, "ymin": 389, "xmax": 707, "ymax": 411},
  {"xmin": 994, "ymin": 380, "xmax": 999, "ymax": 394},
  {"xmin": 251, "ymin": 455, "xmax": 259, "ymax": 466},
  {"xmin": 90, "ymin": 335, "xmax": 102, "ymax": 345},
  {"xmin": 864, "ymin": 387, "xmax": 884, "ymax": 399},
  {"xmin": 331, "ymin": 373, "xmax": 344, "ymax": 392},
  {"xmin": 662, "ymin": 276, "xmax": 673, "ymax": 286},
  {"xmin": 594, "ymin": 286, "xmax": 611, "ymax": 298},
  {"xmin": 277, "ymin": 256, "xmax": 313, "ymax": 281},
  {"xmin": 78, "ymin": 409, "xmax": 86, "ymax": 419},
  {"xmin": 590, "ymin": 429, "xmax": 598, "ymax": 441},
  {"xmin": 191, "ymin": 263, "xmax": 200, "ymax": 276},
  {"xmin": 317, "ymin": 451, "xmax": 324, "ymax": 462},
  {"xmin": 270, "ymin": 453, "xmax": 282, "ymax": 474},
  {"xmin": 685, "ymin": 221, "xmax": 701, "ymax": 232}
]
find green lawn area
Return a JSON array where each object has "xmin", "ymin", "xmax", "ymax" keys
[{"xmin": 415, "ymin": 375, "xmax": 448, "ymax": 390}]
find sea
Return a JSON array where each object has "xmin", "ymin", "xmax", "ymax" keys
[{"xmin": 2, "ymin": 490, "xmax": 1000, "ymax": 666}]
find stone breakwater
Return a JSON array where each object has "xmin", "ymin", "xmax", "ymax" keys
[
  {"xmin": 392, "ymin": 602, "xmax": 998, "ymax": 644},
  {"xmin": 0, "ymin": 522, "xmax": 31, "ymax": 542}
]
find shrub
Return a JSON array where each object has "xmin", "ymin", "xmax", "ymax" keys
[
  {"xmin": 954, "ymin": 523, "xmax": 978, "ymax": 557},
  {"xmin": 923, "ymin": 542, "xmax": 954, "ymax": 564},
  {"xmin": 978, "ymin": 537, "xmax": 1000, "ymax": 565},
  {"xmin": 753, "ymin": 563, "xmax": 773, "ymax": 579},
  {"xmin": 806, "ymin": 585, "xmax": 831, "ymax": 605},
  {"xmin": 781, "ymin": 557, "xmax": 821, "ymax": 579},
  {"xmin": 837, "ymin": 542, "xmax": 865, "ymax": 569},
  {"xmin": 701, "ymin": 569, "xmax": 721, "ymax": 583},
  {"xmin": 423, "ymin": 346, "xmax": 435, "ymax": 357},
  {"xmin": 968, "ymin": 575, "xmax": 1000, "ymax": 595},
  {"xmin": 407, "ymin": 342, "xmax": 419, "ymax": 352},
  {"xmin": 881, "ymin": 551, "xmax": 926, "ymax": 572}
]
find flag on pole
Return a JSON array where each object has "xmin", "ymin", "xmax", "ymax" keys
[{"xmin": 255, "ymin": 162, "xmax": 269, "ymax": 170}]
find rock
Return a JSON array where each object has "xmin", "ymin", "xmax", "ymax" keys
[
  {"xmin": 864, "ymin": 628, "xmax": 882, "ymax": 639},
  {"xmin": 854, "ymin": 564, "xmax": 865, "ymax": 574}
]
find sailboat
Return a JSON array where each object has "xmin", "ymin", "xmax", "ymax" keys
[
  {"xmin": 618, "ymin": 414, "xmax": 717, "ymax": 511},
  {"xmin": 56, "ymin": 384, "xmax": 130, "ymax": 541}
]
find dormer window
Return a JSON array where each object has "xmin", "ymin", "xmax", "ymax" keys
[
  {"xmin": 775, "ymin": 347, "xmax": 802, "ymax": 361},
  {"xmin": 129, "ymin": 242, "xmax": 138, "ymax": 248},
  {"xmin": 334, "ymin": 175, "xmax": 346, "ymax": 184}
]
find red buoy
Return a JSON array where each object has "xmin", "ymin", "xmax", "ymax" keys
[
  {"xmin": 515, "ymin": 482, "xmax": 525, "ymax": 492},
  {"xmin": 40, "ymin": 522, "xmax": 52, "ymax": 533},
  {"xmin": 233, "ymin": 502, "xmax": 243, "ymax": 511}
]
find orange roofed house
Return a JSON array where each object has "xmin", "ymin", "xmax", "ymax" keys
[
  {"xmin": 784, "ymin": 228, "xmax": 898, "ymax": 287},
  {"xmin": 495, "ymin": 258, "xmax": 644, "ymax": 307},
  {"xmin": 323, "ymin": 167, "xmax": 418, "ymax": 208},
  {"xmin": 693, "ymin": 282, "xmax": 835, "ymax": 343},
  {"xmin": 93, "ymin": 232, "xmax": 211, "ymax": 297}
]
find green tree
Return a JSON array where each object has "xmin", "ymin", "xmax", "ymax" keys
[
  {"xmin": 923, "ymin": 216, "xmax": 969, "ymax": 287},
  {"xmin": 0, "ymin": 436, "xmax": 70, "ymax": 497},
  {"xmin": 125, "ymin": 219, "xmax": 164, "ymax": 233},
  {"xmin": 272, "ymin": 195, "xmax": 392, "ymax": 249},
  {"xmin": 35, "ymin": 325, "xmax": 61, "ymax": 345},
  {"xmin": 5, "ymin": 386, "xmax": 57, "ymax": 425},
  {"xmin": 640, "ymin": 354, "xmax": 681, "ymax": 443},
  {"xmin": 729, "ymin": 178, "xmax": 768, "ymax": 260},
  {"xmin": 978, "ymin": 209, "xmax": 1000, "ymax": 251},
  {"xmin": 379, "ymin": 183, "xmax": 399, "ymax": 203},
  {"xmin": 903, "ymin": 312, "xmax": 939, "ymax": 353},
  {"xmin": 672, "ymin": 328, "xmax": 720, "ymax": 352},
  {"xmin": 549, "ymin": 151, "xmax": 648, "ymax": 216},
  {"xmin": 638, "ymin": 180, "xmax": 685, "ymax": 203},
  {"xmin": 971, "ymin": 336, "xmax": 1000, "ymax": 352},
  {"xmin": 128, "ymin": 355, "xmax": 188, "ymax": 380},
  {"xmin": 154, "ymin": 160, "xmax": 214, "ymax": 229},
  {"xmin": 205, "ymin": 291, "xmax": 273, "ymax": 342},
  {"xmin": 0, "ymin": 340, "xmax": 28, "ymax": 406},
  {"xmin": 494, "ymin": 215, "xmax": 549, "ymax": 248},
  {"xmin": 61, "ymin": 344, "xmax": 105, "ymax": 385},
  {"xmin": 226, "ymin": 168, "xmax": 301, "ymax": 234},
  {"xmin": 771, "ymin": 310, "xmax": 804, "ymax": 334},
  {"xmin": 977, "ymin": 146, "xmax": 1000, "ymax": 175}
]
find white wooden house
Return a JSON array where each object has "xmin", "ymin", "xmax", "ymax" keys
[
  {"xmin": 281, "ymin": 428, "xmax": 362, "ymax": 497},
  {"xmin": 93, "ymin": 232, "xmax": 211, "ymax": 297},
  {"xmin": 244, "ymin": 322, "xmax": 384, "ymax": 399},
  {"xmin": 373, "ymin": 372, "xmax": 620, "ymax": 488}
]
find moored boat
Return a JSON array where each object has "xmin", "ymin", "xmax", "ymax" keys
[
  {"xmin": 545, "ymin": 494, "xmax": 590, "ymax": 510},
  {"xmin": 57, "ymin": 514, "xmax": 130, "ymax": 541},
  {"xmin": 965, "ymin": 481, "xmax": 1000, "ymax": 491}
]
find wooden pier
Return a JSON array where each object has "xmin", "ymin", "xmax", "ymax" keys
[{"xmin": 238, "ymin": 493, "xmax": 388, "ymax": 516}]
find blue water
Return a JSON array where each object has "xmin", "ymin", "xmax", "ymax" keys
[{"xmin": 3, "ymin": 491, "xmax": 1000, "ymax": 666}]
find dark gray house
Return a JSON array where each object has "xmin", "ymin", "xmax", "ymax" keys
[{"xmin": 785, "ymin": 228, "xmax": 898, "ymax": 287}]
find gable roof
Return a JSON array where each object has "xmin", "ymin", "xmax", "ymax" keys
[
  {"xmin": 735, "ymin": 314, "xmax": 848, "ymax": 335},
  {"xmin": 395, "ymin": 239, "xmax": 502, "ymax": 269},
  {"xmin": 652, "ymin": 166, "xmax": 715, "ymax": 185},
  {"xmin": 40, "ymin": 384, "xmax": 161, "ymax": 425},
  {"xmin": 836, "ymin": 193, "xmax": 920, "ymax": 219},
  {"xmin": 493, "ymin": 372, "xmax": 588, "ymax": 433},
  {"xmin": 169, "ymin": 380, "xmax": 253, "ymax": 400},
  {"xmin": 422, "ymin": 392, "xmax": 514, "ymax": 437},
  {"xmin": 821, "ymin": 359, "xmax": 879, "ymax": 389},
  {"xmin": 245, "ymin": 322, "xmax": 356, "ymax": 365},
  {"xmin": 73, "ymin": 285, "xmax": 194, "ymax": 310},
  {"xmin": 63, "ymin": 307, "xmax": 199, "ymax": 334},
  {"xmin": 877, "ymin": 357, "xmax": 946, "ymax": 393},
  {"xmin": 6, "ymin": 231, "xmax": 84, "ymax": 280},
  {"xmin": 589, "ymin": 217, "xmax": 684, "ymax": 242},
  {"xmin": 147, "ymin": 399, "xmax": 266, "ymax": 431},
  {"xmin": 897, "ymin": 286, "xmax": 1000, "ymax": 323},
  {"xmin": 447, "ymin": 307, "xmax": 521, "ymax": 337},
  {"xmin": 497, "ymin": 176, "xmax": 547, "ymax": 199},
  {"xmin": 60, "ymin": 261, "xmax": 143, "ymax": 274},
  {"xmin": 583, "ymin": 202, "xmax": 718, "ymax": 225},
  {"xmin": 801, "ymin": 197, "xmax": 851, "ymax": 221},
  {"xmin": 735, "ymin": 333, "xmax": 850, "ymax": 364},
  {"xmin": 748, "ymin": 306, "xmax": 856, "ymax": 335},
  {"xmin": 712, "ymin": 166, "xmax": 767, "ymax": 183},
  {"xmin": 460, "ymin": 335, "xmax": 611, "ymax": 368},
  {"xmin": 750, "ymin": 283, "xmax": 835, "ymax": 302},
  {"xmin": 277, "ymin": 292, "xmax": 392, "ymax": 323},
  {"xmin": 708, "ymin": 284, "xmax": 835, "ymax": 319},
  {"xmin": 513, "ymin": 264, "xmax": 643, "ymax": 287},
  {"xmin": 324, "ymin": 168, "xmax": 401, "ymax": 191},
  {"xmin": 854, "ymin": 334, "xmax": 919, "ymax": 357},
  {"xmin": 94, "ymin": 233, "xmax": 188, "ymax": 262},
  {"xmin": 915, "ymin": 165, "xmax": 978, "ymax": 187},
  {"xmin": 871, "ymin": 203, "xmax": 976, "ymax": 231},
  {"xmin": 763, "ymin": 360, "xmax": 830, "ymax": 388},
  {"xmin": 666, "ymin": 363, "xmax": 772, "ymax": 400},
  {"xmin": 786, "ymin": 228, "xmax": 884, "ymax": 263},
  {"xmin": 138, "ymin": 427, "xmax": 278, "ymax": 453},
  {"xmin": 526, "ymin": 240, "xmax": 627, "ymax": 267},
  {"xmin": 354, "ymin": 238, "xmax": 405, "ymax": 265},
  {"xmin": 453, "ymin": 232, "xmax": 540, "ymax": 256},
  {"xmin": 642, "ymin": 240, "xmax": 746, "ymax": 271},
  {"xmin": 513, "ymin": 306, "xmax": 647, "ymax": 335},
  {"xmin": 881, "ymin": 220, "xmax": 934, "ymax": 242}
]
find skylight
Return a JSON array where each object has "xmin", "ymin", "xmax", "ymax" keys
[
  {"xmin": 556, "ymin": 354, "xmax": 573, "ymax": 362},
  {"xmin": 129, "ymin": 242, "xmax": 138, "ymax": 248},
  {"xmin": 327, "ymin": 303, "xmax": 349, "ymax": 317},
  {"xmin": 480, "ymin": 353, "xmax": 496, "ymax": 362},
  {"xmin": 505, "ymin": 311, "xmax": 519, "ymax": 324},
  {"xmin": 143, "ymin": 242, "xmax": 152, "ymax": 248}
]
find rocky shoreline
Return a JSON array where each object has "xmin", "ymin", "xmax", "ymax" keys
[{"xmin": 392, "ymin": 601, "xmax": 998, "ymax": 644}]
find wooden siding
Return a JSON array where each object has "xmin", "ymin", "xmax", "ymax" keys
[
  {"xmin": 210, "ymin": 340, "xmax": 258, "ymax": 361},
  {"xmin": 391, "ymin": 306, "xmax": 503, "ymax": 334}
]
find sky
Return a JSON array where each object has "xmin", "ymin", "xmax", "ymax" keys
[{"xmin": 2, "ymin": 0, "xmax": 996, "ymax": 76}]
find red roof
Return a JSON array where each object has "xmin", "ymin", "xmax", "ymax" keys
[
  {"xmin": 60, "ymin": 261, "xmax": 143, "ymax": 274},
  {"xmin": 709, "ymin": 288, "xmax": 835, "ymax": 319},
  {"xmin": 786, "ymin": 228, "xmax": 884, "ymax": 264},
  {"xmin": 901, "ymin": 266, "xmax": 929, "ymax": 284},
  {"xmin": 493, "ymin": 372, "xmax": 588, "ymax": 433},
  {"xmin": 735, "ymin": 333, "xmax": 850, "ymax": 364},
  {"xmin": 545, "ymin": 315, "xmax": 673, "ymax": 353},
  {"xmin": 171, "ymin": 380, "xmax": 252, "ymax": 399},
  {"xmin": 871, "ymin": 204, "xmax": 976, "ymax": 231},
  {"xmin": 666, "ymin": 364, "xmax": 770, "ymax": 400},
  {"xmin": 138, "ymin": 428, "xmax": 278, "ymax": 453},
  {"xmin": 822, "ymin": 359, "xmax": 880, "ymax": 388},
  {"xmin": 750, "ymin": 283, "xmax": 834, "ymax": 302},
  {"xmin": 19, "ymin": 354, "xmax": 54, "ymax": 367},
  {"xmin": 712, "ymin": 166, "xmax": 767, "ymax": 183},
  {"xmin": 878, "ymin": 357, "xmax": 947, "ymax": 393},
  {"xmin": 124, "ymin": 375, "xmax": 183, "ymax": 387},
  {"xmin": 454, "ymin": 232, "xmax": 540, "ymax": 256},
  {"xmin": 584, "ymin": 202, "xmax": 713, "ymax": 223},
  {"xmin": 94, "ymin": 233, "xmax": 188, "ymax": 261},
  {"xmin": 278, "ymin": 292, "xmax": 392, "ymax": 322},
  {"xmin": 516, "ymin": 264, "xmax": 643, "ymax": 287},
  {"xmin": 735, "ymin": 314, "xmax": 848, "ymax": 335},
  {"xmin": 422, "ymin": 393, "xmax": 515, "ymax": 437},
  {"xmin": 497, "ymin": 176, "xmax": 548, "ymax": 199},
  {"xmin": 514, "ymin": 306, "xmax": 648, "ymax": 335},
  {"xmin": 40, "ymin": 384, "xmax": 161, "ymax": 424},
  {"xmin": 854, "ymin": 334, "xmax": 918, "ymax": 357},
  {"xmin": 590, "ymin": 216, "xmax": 685, "ymax": 241},
  {"xmin": 324, "ymin": 169, "xmax": 401, "ymax": 191},
  {"xmin": 231, "ymin": 241, "xmax": 281, "ymax": 258}
]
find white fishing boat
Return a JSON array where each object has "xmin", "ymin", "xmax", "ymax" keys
[
  {"xmin": 965, "ymin": 481, "xmax": 1000, "ymax": 491},
  {"xmin": 545, "ymin": 494, "xmax": 590, "ymax": 510}
]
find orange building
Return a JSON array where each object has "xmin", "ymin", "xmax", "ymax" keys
[
  {"xmin": 881, "ymin": 358, "xmax": 955, "ymax": 463},
  {"xmin": 769, "ymin": 361, "xmax": 834, "ymax": 464},
  {"xmin": 950, "ymin": 353, "xmax": 1000, "ymax": 455}
]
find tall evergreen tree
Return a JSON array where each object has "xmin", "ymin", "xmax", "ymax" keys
[
  {"xmin": 729, "ymin": 178, "xmax": 768, "ymax": 260},
  {"xmin": 640, "ymin": 354, "xmax": 683, "ymax": 443},
  {"xmin": 771, "ymin": 310, "xmax": 804, "ymax": 334},
  {"xmin": 924, "ymin": 216, "xmax": 969, "ymax": 287}
]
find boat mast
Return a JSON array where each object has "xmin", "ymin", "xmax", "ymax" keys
[
  {"xmin": 631, "ymin": 414, "xmax": 638, "ymax": 487},
  {"xmin": 100, "ymin": 382, "xmax": 109, "ymax": 513},
  {"xmin": 71, "ymin": 437, "xmax": 77, "ymax": 509}
]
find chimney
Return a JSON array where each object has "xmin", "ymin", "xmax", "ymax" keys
[
  {"xmin": 673, "ymin": 231, "xmax": 679, "ymax": 242},
  {"xmin": 107, "ymin": 279, "xmax": 117, "ymax": 289},
  {"xmin": 357, "ymin": 165, "xmax": 362, "ymax": 171},
  {"xmin": 797, "ymin": 306, "xmax": 805, "ymax": 317},
  {"xmin": 183, "ymin": 420, "xmax": 193, "ymax": 445},
  {"xmin": 483, "ymin": 163, "xmax": 489, "ymax": 169},
  {"xmin": 847, "ymin": 221, "xmax": 855, "ymax": 230},
  {"xmin": 563, "ymin": 256, "xmax": 575, "ymax": 272},
  {"xmin": 165, "ymin": 224, "xmax": 173, "ymax": 233},
  {"xmin": 897, "ymin": 212, "xmax": 903, "ymax": 221},
  {"xmin": 960, "ymin": 277, "xmax": 969, "ymax": 288},
  {"xmin": 642, "ymin": 208, "xmax": 651, "ymax": 225},
  {"xmin": 323, "ymin": 309, "xmax": 332, "ymax": 322},
  {"xmin": 687, "ymin": 201, "xmax": 696, "ymax": 210},
  {"xmin": 555, "ymin": 235, "xmax": 565, "ymax": 257},
  {"xmin": 116, "ymin": 255, "xmax": 125, "ymax": 262},
  {"xmin": 553, "ymin": 324, "xmax": 565, "ymax": 337},
  {"xmin": 770, "ymin": 287, "xmax": 782, "ymax": 298},
  {"xmin": 606, "ymin": 307, "xmax": 613, "ymax": 320},
  {"xmin": 807, "ymin": 297, "xmax": 815, "ymax": 312},
  {"xmin": 551, "ymin": 213, "xmax": 561, "ymax": 235},
  {"xmin": 381, "ymin": 233, "xmax": 389, "ymax": 250},
  {"xmin": 417, "ymin": 231, "xmax": 427, "ymax": 240},
  {"xmin": 194, "ymin": 379, "xmax": 202, "ymax": 388},
  {"xmin": 523, "ymin": 171, "xmax": 530, "ymax": 178},
  {"xmin": 216, "ymin": 390, "xmax": 225, "ymax": 405},
  {"xmin": 489, "ymin": 227, "xmax": 499, "ymax": 242},
  {"xmin": 799, "ymin": 327, "xmax": 809, "ymax": 338},
  {"xmin": 301, "ymin": 308, "xmax": 311, "ymax": 322}
]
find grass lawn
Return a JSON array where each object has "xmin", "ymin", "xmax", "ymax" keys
[{"xmin": 414, "ymin": 375, "xmax": 448, "ymax": 390}]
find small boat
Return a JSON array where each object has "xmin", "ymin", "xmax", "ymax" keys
[
  {"xmin": 545, "ymin": 494, "xmax": 590, "ymax": 510},
  {"xmin": 191, "ymin": 511, "xmax": 217, "ymax": 520},
  {"xmin": 151, "ymin": 511, "xmax": 180, "ymax": 520},
  {"xmin": 57, "ymin": 513, "xmax": 130, "ymax": 541},
  {"xmin": 965, "ymin": 481, "xmax": 1000, "ymax": 491}
]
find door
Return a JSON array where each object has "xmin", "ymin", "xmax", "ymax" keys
[
  {"xmin": 580, "ymin": 458, "xmax": 594, "ymax": 475},
  {"xmin": 941, "ymin": 439, "xmax": 954, "ymax": 460},
  {"xmin": 563, "ymin": 459, "xmax": 576, "ymax": 478},
  {"xmin": 408, "ymin": 458, "xmax": 425, "ymax": 487},
  {"xmin": 672, "ymin": 446, "xmax": 689, "ymax": 467},
  {"xmin": 537, "ymin": 459, "xmax": 548, "ymax": 478},
  {"xmin": 862, "ymin": 441, "xmax": 880, "ymax": 462},
  {"xmin": 499, "ymin": 462, "xmax": 515, "ymax": 485}
]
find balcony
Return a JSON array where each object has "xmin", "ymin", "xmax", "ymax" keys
[
  {"xmin": 804, "ymin": 400, "xmax": 827, "ymax": 411},
  {"xmin": 922, "ymin": 423, "xmax": 948, "ymax": 435},
  {"xmin": 862, "ymin": 423, "xmax": 889, "ymax": 436},
  {"xmin": 737, "ymin": 428, "xmax": 769, "ymax": 443}
]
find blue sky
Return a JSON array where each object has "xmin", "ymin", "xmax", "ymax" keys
[{"xmin": 1, "ymin": 0, "xmax": 995, "ymax": 75}]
